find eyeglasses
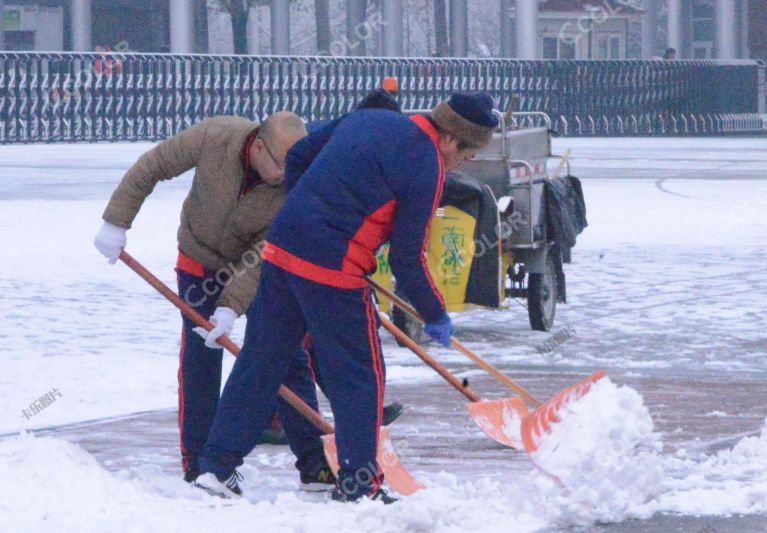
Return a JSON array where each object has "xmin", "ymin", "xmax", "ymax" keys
[{"xmin": 257, "ymin": 135, "xmax": 285, "ymax": 171}]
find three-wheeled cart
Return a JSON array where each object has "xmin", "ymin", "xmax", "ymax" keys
[{"xmin": 372, "ymin": 111, "xmax": 576, "ymax": 339}]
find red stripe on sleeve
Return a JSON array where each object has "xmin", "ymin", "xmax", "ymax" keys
[{"xmin": 409, "ymin": 115, "xmax": 447, "ymax": 309}]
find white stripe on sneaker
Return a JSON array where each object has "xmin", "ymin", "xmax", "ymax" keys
[{"xmin": 194, "ymin": 472, "xmax": 242, "ymax": 499}]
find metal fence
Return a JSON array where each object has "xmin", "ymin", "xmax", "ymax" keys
[{"xmin": 0, "ymin": 52, "xmax": 764, "ymax": 143}]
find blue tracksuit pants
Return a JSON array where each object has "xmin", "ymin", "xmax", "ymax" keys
[
  {"xmin": 200, "ymin": 262, "xmax": 386, "ymax": 498},
  {"xmin": 176, "ymin": 268, "xmax": 223, "ymax": 475},
  {"xmin": 176, "ymin": 267, "xmax": 325, "ymax": 477}
]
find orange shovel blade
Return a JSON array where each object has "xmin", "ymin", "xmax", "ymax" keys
[
  {"xmin": 466, "ymin": 398, "xmax": 529, "ymax": 449},
  {"xmin": 321, "ymin": 427, "xmax": 425, "ymax": 496},
  {"xmin": 521, "ymin": 370, "xmax": 606, "ymax": 453}
]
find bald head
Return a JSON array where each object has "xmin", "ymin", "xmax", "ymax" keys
[
  {"xmin": 260, "ymin": 111, "xmax": 307, "ymax": 152},
  {"xmin": 251, "ymin": 111, "xmax": 308, "ymax": 186}
]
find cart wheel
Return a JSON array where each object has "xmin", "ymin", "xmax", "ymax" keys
[
  {"xmin": 527, "ymin": 254, "xmax": 557, "ymax": 331},
  {"xmin": 391, "ymin": 293, "xmax": 423, "ymax": 346}
]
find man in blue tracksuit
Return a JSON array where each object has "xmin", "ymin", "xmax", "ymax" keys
[{"xmin": 195, "ymin": 93, "xmax": 499, "ymax": 502}]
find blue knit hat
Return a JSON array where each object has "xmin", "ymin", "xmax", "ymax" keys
[{"xmin": 430, "ymin": 91, "xmax": 498, "ymax": 148}]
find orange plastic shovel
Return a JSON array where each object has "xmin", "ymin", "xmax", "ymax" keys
[
  {"xmin": 379, "ymin": 310, "xmax": 528, "ymax": 449},
  {"xmin": 370, "ymin": 278, "xmax": 607, "ymax": 455},
  {"xmin": 521, "ymin": 370, "xmax": 606, "ymax": 453},
  {"xmin": 119, "ymin": 250, "xmax": 424, "ymax": 496},
  {"xmin": 369, "ymin": 277, "xmax": 540, "ymax": 407}
]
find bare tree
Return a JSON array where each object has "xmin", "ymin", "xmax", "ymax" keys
[
  {"xmin": 404, "ymin": 0, "xmax": 434, "ymax": 57},
  {"xmin": 368, "ymin": 0, "xmax": 382, "ymax": 56},
  {"xmin": 315, "ymin": 0, "xmax": 331, "ymax": 54},
  {"xmin": 468, "ymin": 0, "xmax": 500, "ymax": 57},
  {"xmin": 0, "ymin": 0, "xmax": 5, "ymax": 51},
  {"xmin": 433, "ymin": 0, "xmax": 449, "ymax": 57},
  {"xmin": 213, "ymin": 0, "xmax": 271, "ymax": 54},
  {"xmin": 346, "ymin": 0, "xmax": 369, "ymax": 56}
]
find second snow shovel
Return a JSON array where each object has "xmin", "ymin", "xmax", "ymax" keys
[
  {"xmin": 371, "ymin": 278, "xmax": 609, "ymax": 457},
  {"xmin": 369, "ymin": 277, "xmax": 540, "ymax": 408},
  {"xmin": 378, "ymin": 311, "xmax": 528, "ymax": 449},
  {"xmin": 368, "ymin": 278, "xmax": 605, "ymax": 454},
  {"xmin": 119, "ymin": 250, "xmax": 424, "ymax": 496}
]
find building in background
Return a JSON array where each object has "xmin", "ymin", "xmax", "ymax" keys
[
  {"xmin": 0, "ymin": 0, "xmax": 764, "ymax": 61},
  {"xmin": 0, "ymin": 0, "xmax": 207, "ymax": 53},
  {"xmin": 504, "ymin": 0, "xmax": 643, "ymax": 59},
  {"xmin": 642, "ymin": 0, "xmax": 753, "ymax": 59},
  {"xmin": 0, "ymin": 0, "xmax": 64, "ymax": 51},
  {"xmin": 749, "ymin": 0, "xmax": 767, "ymax": 60}
]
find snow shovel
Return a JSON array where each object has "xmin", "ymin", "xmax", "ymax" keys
[
  {"xmin": 119, "ymin": 250, "xmax": 424, "ymax": 496},
  {"xmin": 370, "ymin": 278, "xmax": 608, "ymax": 456},
  {"xmin": 521, "ymin": 370, "xmax": 605, "ymax": 453},
  {"xmin": 368, "ymin": 277, "xmax": 541, "ymax": 408},
  {"xmin": 378, "ymin": 308, "xmax": 528, "ymax": 449}
]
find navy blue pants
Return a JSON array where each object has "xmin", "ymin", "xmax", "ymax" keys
[
  {"xmin": 176, "ymin": 268, "xmax": 325, "ymax": 476},
  {"xmin": 200, "ymin": 262, "xmax": 385, "ymax": 498}
]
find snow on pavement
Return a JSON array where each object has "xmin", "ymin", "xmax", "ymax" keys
[
  {"xmin": 1, "ymin": 137, "xmax": 766, "ymax": 531},
  {"xmin": 0, "ymin": 433, "xmax": 548, "ymax": 533},
  {"xmin": 3, "ymin": 380, "xmax": 767, "ymax": 532}
]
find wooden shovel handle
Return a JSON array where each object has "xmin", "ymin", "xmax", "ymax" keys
[
  {"xmin": 119, "ymin": 250, "xmax": 335, "ymax": 435},
  {"xmin": 369, "ymin": 277, "xmax": 541, "ymax": 408},
  {"xmin": 378, "ymin": 313, "xmax": 481, "ymax": 403},
  {"xmin": 449, "ymin": 336, "xmax": 540, "ymax": 407}
]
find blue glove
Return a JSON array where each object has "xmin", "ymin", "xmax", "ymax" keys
[{"xmin": 424, "ymin": 313, "xmax": 454, "ymax": 347}]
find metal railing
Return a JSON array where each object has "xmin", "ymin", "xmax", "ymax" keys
[{"xmin": 0, "ymin": 52, "xmax": 764, "ymax": 143}]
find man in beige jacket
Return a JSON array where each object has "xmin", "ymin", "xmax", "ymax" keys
[{"xmin": 93, "ymin": 113, "xmax": 334, "ymax": 488}]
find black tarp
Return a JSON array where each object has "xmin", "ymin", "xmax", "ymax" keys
[
  {"xmin": 441, "ymin": 172, "xmax": 501, "ymax": 309},
  {"xmin": 544, "ymin": 175, "xmax": 588, "ymax": 303},
  {"xmin": 544, "ymin": 175, "xmax": 587, "ymax": 255}
]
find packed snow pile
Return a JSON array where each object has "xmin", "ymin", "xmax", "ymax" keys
[
  {"xmin": 657, "ymin": 418, "xmax": 767, "ymax": 515},
  {"xmin": 530, "ymin": 378, "xmax": 664, "ymax": 524},
  {"xmin": 0, "ymin": 433, "xmax": 213, "ymax": 532},
  {"xmin": 0, "ymin": 379, "xmax": 670, "ymax": 533},
  {"xmin": 0, "ymin": 433, "xmax": 549, "ymax": 532},
  {"xmin": 2, "ymin": 413, "xmax": 767, "ymax": 531},
  {"xmin": 0, "ymin": 425, "xmax": 663, "ymax": 533}
]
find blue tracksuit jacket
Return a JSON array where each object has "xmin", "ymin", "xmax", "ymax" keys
[{"xmin": 262, "ymin": 109, "xmax": 446, "ymax": 323}]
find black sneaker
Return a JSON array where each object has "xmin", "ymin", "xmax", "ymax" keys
[
  {"xmin": 370, "ymin": 488, "xmax": 398, "ymax": 504},
  {"xmin": 300, "ymin": 465, "xmax": 337, "ymax": 492},
  {"xmin": 331, "ymin": 487, "xmax": 398, "ymax": 504},
  {"xmin": 382, "ymin": 402, "xmax": 404, "ymax": 426},
  {"xmin": 194, "ymin": 470, "xmax": 243, "ymax": 498}
]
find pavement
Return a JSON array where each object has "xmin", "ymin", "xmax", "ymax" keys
[
  {"xmin": 31, "ymin": 364, "xmax": 767, "ymax": 532},
  {"xmin": 7, "ymin": 136, "xmax": 767, "ymax": 532}
]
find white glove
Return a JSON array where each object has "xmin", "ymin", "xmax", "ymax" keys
[
  {"xmin": 94, "ymin": 221, "xmax": 127, "ymax": 264},
  {"xmin": 193, "ymin": 307, "xmax": 237, "ymax": 349}
]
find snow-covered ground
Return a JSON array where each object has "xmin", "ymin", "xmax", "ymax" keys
[{"xmin": 1, "ymin": 137, "xmax": 766, "ymax": 532}]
